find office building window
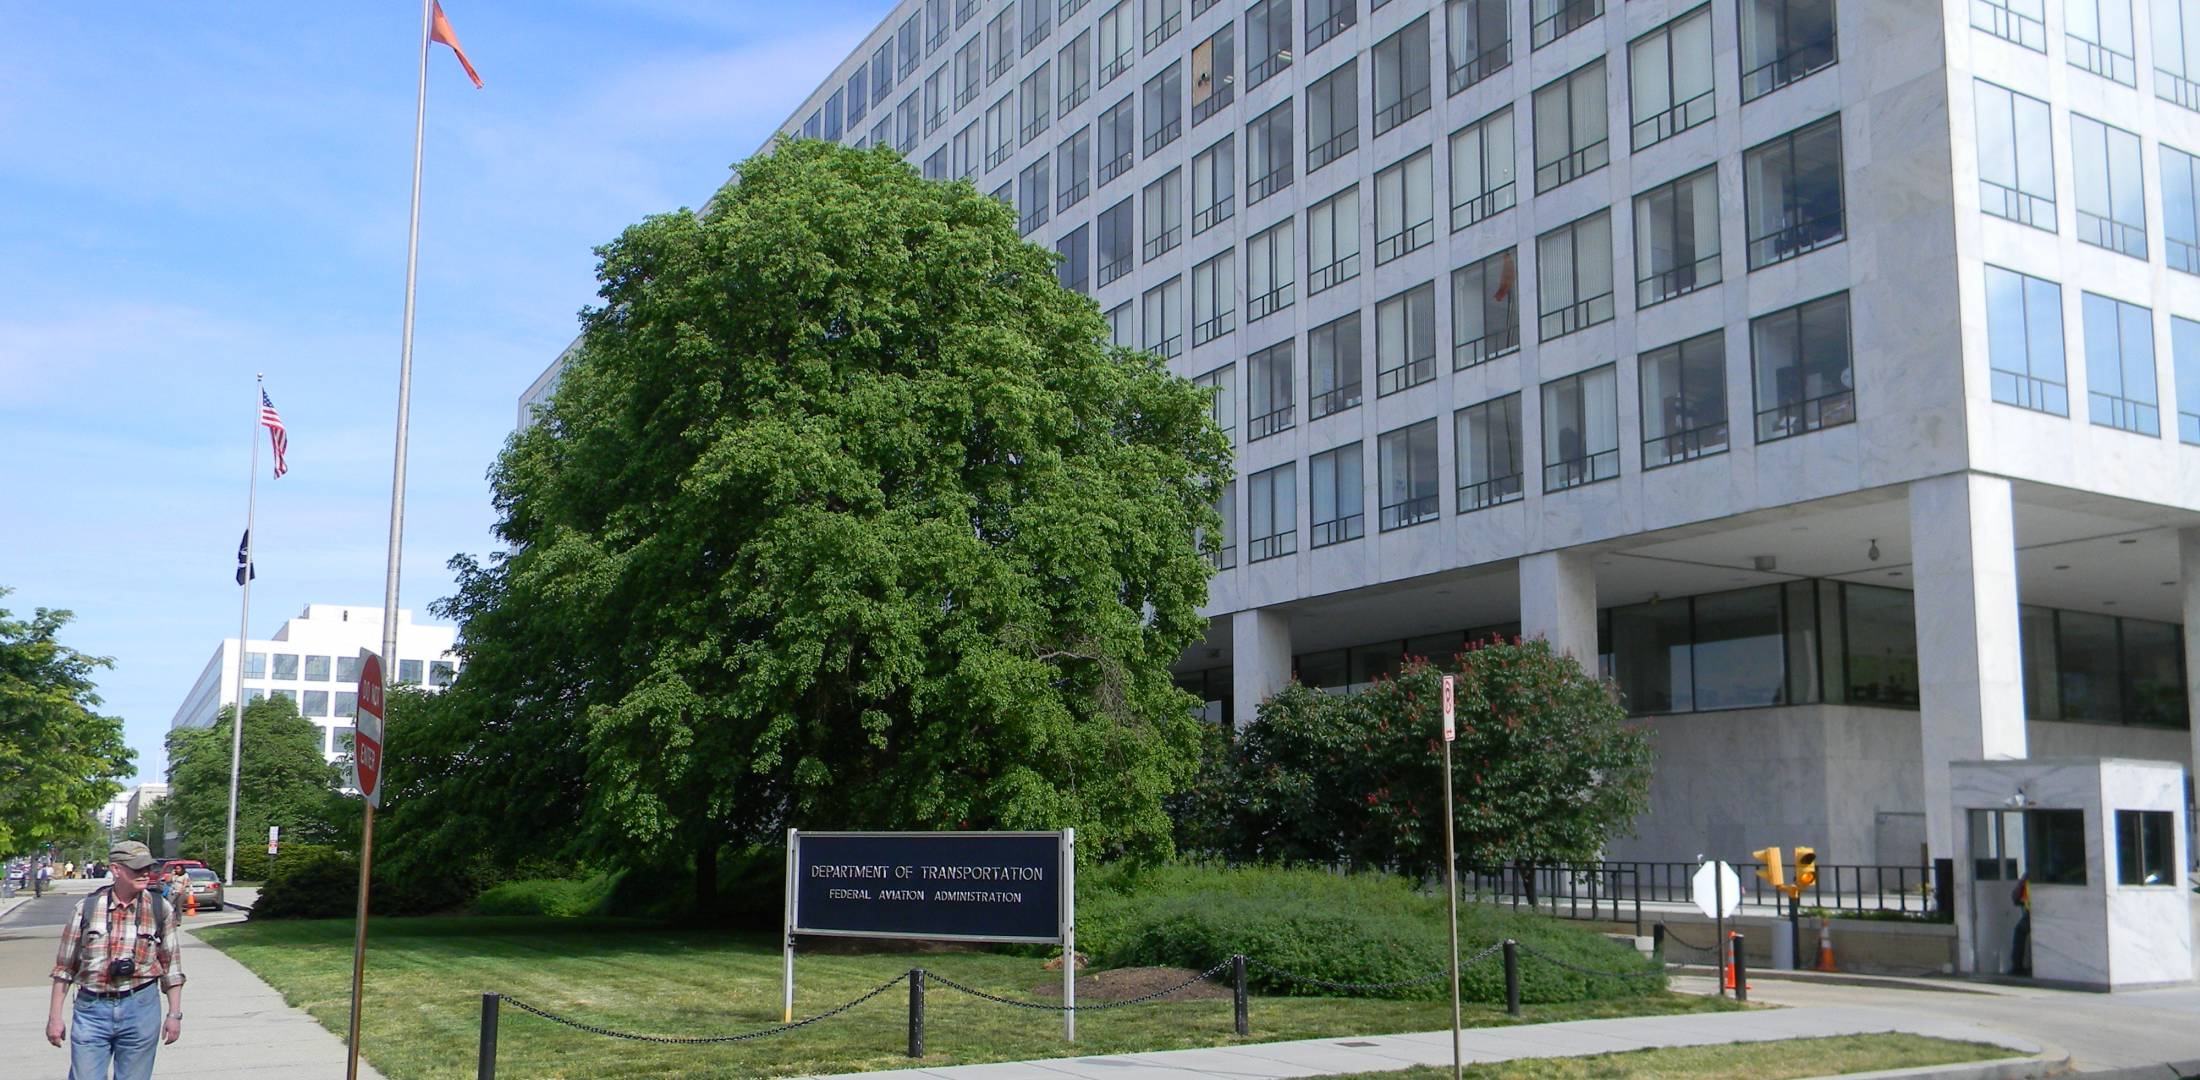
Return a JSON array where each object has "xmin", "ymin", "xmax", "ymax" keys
[
  {"xmin": 1099, "ymin": 95, "xmax": 1137, "ymax": 184},
  {"xmin": 1448, "ymin": 107, "xmax": 1515, "ymax": 231},
  {"xmin": 271, "ymin": 687, "xmax": 299, "ymax": 706},
  {"xmin": 1066, "ymin": 0, "xmax": 1094, "ymax": 23},
  {"xmin": 991, "ymin": 178, "xmax": 1015, "ymax": 208},
  {"xmin": 929, "ymin": 0, "xmax": 953, "ymax": 52},
  {"xmin": 2038, "ymin": 608, "xmax": 2186, "ymax": 727},
  {"xmin": 1531, "ymin": 0, "xmax": 1601, "ymax": 49},
  {"xmin": 1985, "ymin": 265, "xmax": 2069, "ymax": 416},
  {"xmin": 1739, "ymin": 0, "xmax": 1837, "ymax": 101},
  {"xmin": 1635, "ymin": 167, "xmax": 1721, "ymax": 307},
  {"xmin": 1019, "ymin": 156, "xmax": 1053, "ymax": 234},
  {"xmin": 302, "ymin": 690, "xmax": 329, "ymax": 717},
  {"xmin": 870, "ymin": 115, "xmax": 894, "ymax": 150},
  {"xmin": 875, "ymin": 40, "xmax": 898, "ymax": 102},
  {"xmin": 1309, "ymin": 0, "xmax": 1357, "ymax": 53},
  {"xmin": 1975, "ymin": 81, "xmax": 2055, "ymax": 231},
  {"xmin": 988, "ymin": 6, "xmax": 1018, "ymax": 81},
  {"xmin": 1248, "ymin": 0, "xmax": 1293, "ymax": 86},
  {"xmin": 1532, "ymin": 60, "xmax": 1608, "ymax": 193},
  {"xmin": 2160, "ymin": 0, "xmax": 2200, "ymax": 107},
  {"xmin": 1143, "ymin": 62, "xmax": 1184, "ymax": 156},
  {"xmin": 924, "ymin": 146, "xmax": 948, "ymax": 179},
  {"xmin": 955, "ymin": 36, "xmax": 983, "ymax": 109},
  {"xmin": 1456, "ymin": 393, "xmax": 1524, "ymax": 510},
  {"xmin": 1192, "ymin": 249, "xmax": 1237, "ymax": 345},
  {"xmin": 1099, "ymin": 0, "xmax": 1137, "ymax": 85},
  {"xmin": 1247, "ymin": 462, "xmax": 1298, "ymax": 561},
  {"xmin": 1374, "ymin": 149, "xmax": 1434, "ymax": 264},
  {"xmin": 1024, "ymin": 0, "xmax": 1053, "ymax": 52},
  {"xmin": 1143, "ymin": 0, "xmax": 1184, "ymax": 52},
  {"xmin": 1192, "ymin": 25, "xmax": 1236, "ymax": 126},
  {"xmin": 1973, "ymin": 0, "xmax": 2045, "ymax": 51},
  {"xmin": 1107, "ymin": 299, "xmax": 1135, "ymax": 345},
  {"xmin": 824, "ymin": 89, "xmax": 846, "ymax": 143},
  {"xmin": 1308, "ymin": 185, "xmax": 1361, "ymax": 294},
  {"xmin": 1376, "ymin": 282, "xmax": 1438, "ymax": 396},
  {"xmin": 1446, "ymin": 0, "xmax": 1510, "ymax": 94},
  {"xmin": 1248, "ymin": 100, "xmax": 1295, "ymax": 203},
  {"xmin": 1210, "ymin": 480, "xmax": 1239, "ymax": 568},
  {"xmin": 1144, "ymin": 167, "xmax": 1184, "ymax": 260},
  {"xmin": 899, "ymin": 15, "xmax": 925, "ymax": 79},
  {"xmin": 800, "ymin": 110, "xmax": 822, "ymax": 141},
  {"xmin": 898, "ymin": 91, "xmax": 923, "ymax": 153},
  {"xmin": 1631, "ymin": 6, "xmax": 1714, "ymax": 150},
  {"xmin": 924, "ymin": 68, "xmax": 949, "ymax": 134},
  {"xmin": 1058, "ymin": 126, "xmax": 1093, "ymax": 210},
  {"xmin": 2173, "ymin": 316, "xmax": 2200, "ymax": 443},
  {"xmin": 1195, "ymin": 363, "xmax": 1236, "ymax": 441},
  {"xmin": 1061, "ymin": 30, "xmax": 1094, "ymax": 113},
  {"xmin": 335, "ymin": 654, "xmax": 360, "ymax": 682},
  {"xmin": 1247, "ymin": 219, "xmax": 1295, "ymax": 321},
  {"xmin": 244, "ymin": 651, "xmax": 268, "ymax": 679},
  {"xmin": 2068, "ymin": 0, "xmax": 2137, "ymax": 86},
  {"xmin": 1310, "ymin": 442, "xmax": 1366, "ymax": 546},
  {"xmin": 399, "ymin": 659, "xmax": 425, "ymax": 685},
  {"xmin": 2084, "ymin": 292, "xmax": 2160, "ymax": 435},
  {"xmin": 430, "ymin": 660, "xmax": 457, "ymax": 688},
  {"xmin": 2118, "ymin": 810, "xmax": 2177, "ymax": 884},
  {"xmin": 1378, "ymin": 418, "xmax": 1441, "ymax": 529},
  {"xmin": 1057, "ymin": 224, "xmax": 1091, "ymax": 293},
  {"xmin": 1020, "ymin": 64, "xmax": 1053, "ymax": 145},
  {"xmin": 1542, "ymin": 364, "xmax": 1619, "ymax": 491},
  {"xmin": 1249, "ymin": 338, "xmax": 1296, "ymax": 438},
  {"xmin": 2165, "ymin": 145, "xmax": 2200, "ymax": 273},
  {"xmin": 1143, "ymin": 276, "xmax": 1185, "ymax": 358},
  {"xmin": 1744, "ymin": 114, "xmax": 1845, "ymax": 268},
  {"xmin": 334, "ymin": 691, "xmax": 357, "ymax": 719},
  {"xmin": 303, "ymin": 655, "xmax": 331, "ymax": 682},
  {"xmin": 1751, "ymin": 292, "xmax": 1854, "ymax": 441},
  {"xmin": 1372, "ymin": 17, "xmax": 1431, "ymax": 136},
  {"xmin": 1536, "ymin": 210, "xmax": 1614, "ymax": 341},
  {"xmin": 1309, "ymin": 312, "xmax": 1363, "ymax": 418},
  {"xmin": 1192, "ymin": 135, "xmax": 1236, "ymax": 233},
  {"xmin": 1099, "ymin": 196, "xmax": 1135, "ymax": 284},
  {"xmin": 850, "ymin": 66, "xmax": 871, "ymax": 125},
  {"xmin": 1308, "ymin": 59, "xmax": 1360, "ymax": 173},
  {"xmin": 954, "ymin": 120, "xmax": 982, "ymax": 178},
  {"xmin": 1640, "ymin": 330, "xmax": 1729, "ymax": 467},
  {"xmin": 273, "ymin": 653, "xmax": 299, "ymax": 680},
  {"xmin": 986, "ymin": 93, "xmax": 1017, "ymax": 169},
  {"xmin": 2073, "ymin": 114, "xmax": 2149, "ymax": 259},
  {"xmin": 1452, "ymin": 248, "xmax": 1519, "ymax": 369}
]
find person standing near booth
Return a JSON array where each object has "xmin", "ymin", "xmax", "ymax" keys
[{"xmin": 2009, "ymin": 874, "xmax": 2032, "ymax": 977}]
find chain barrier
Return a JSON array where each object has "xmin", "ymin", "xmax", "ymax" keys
[
  {"xmin": 1513, "ymin": 941, "xmax": 1667, "ymax": 980},
  {"xmin": 1246, "ymin": 941, "xmax": 1504, "ymax": 993},
  {"xmin": 927, "ymin": 956, "xmax": 1237, "ymax": 1012},
  {"xmin": 1656, "ymin": 923, "xmax": 1720, "ymax": 955},
  {"xmin": 499, "ymin": 972, "xmax": 908, "ymax": 1045}
]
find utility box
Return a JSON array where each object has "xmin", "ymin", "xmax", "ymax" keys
[{"xmin": 1950, "ymin": 758, "xmax": 2191, "ymax": 990}]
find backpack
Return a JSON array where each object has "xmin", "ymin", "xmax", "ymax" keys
[{"xmin": 71, "ymin": 885, "xmax": 170, "ymax": 975}]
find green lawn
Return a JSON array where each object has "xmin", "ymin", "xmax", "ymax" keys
[
  {"xmin": 198, "ymin": 916, "xmax": 1736, "ymax": 1080},
  {"xmin": 1323, "ymin": 1033, "xmax": 2016, "ymax": 1079}
]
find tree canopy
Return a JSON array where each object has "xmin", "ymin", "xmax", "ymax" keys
[
  {"xmin": 408, "ymin": 139, "xmax": 1230, "ymax": 904},
  {"xmin": 164, "ymin": 695, "xmax": 347, "ymax": 865},
  {"xmin": 0, "ymin": 589, "xmax": 133, "ymax": 855}
]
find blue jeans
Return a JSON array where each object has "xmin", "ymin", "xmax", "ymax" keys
[{"xmin": 69, "ymin": 983, "xmax": 161, "ymax": 1080}]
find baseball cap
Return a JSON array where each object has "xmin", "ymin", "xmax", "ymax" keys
[{"xmin": 108, "ymin": 841, "xmax": 157, "ymax": 871}]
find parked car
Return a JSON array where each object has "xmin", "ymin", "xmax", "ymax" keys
[{"xmin": 179, "ymin": 868, "xmax": 224, "ymax": 911}]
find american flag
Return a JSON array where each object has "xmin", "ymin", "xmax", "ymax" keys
[{"xmin": 260, "ymin": 389, "xmax": 289, "ymax": 478}]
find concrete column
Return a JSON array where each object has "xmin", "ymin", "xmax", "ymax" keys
[
  {"xmin": 1230, "ymin": 607, "xmax": 1293, "ymax": 730},
  {"xmin": 1909, "ymin": 473, "xmax": 2027, "ymax": 864},
  {"xmin": 2179, "ymin": 529, "xmax": 2200, "ymax": 787},
  {"xmin": 1519, "ymin": 549, "xmax": 1597, "ymax": 665}
]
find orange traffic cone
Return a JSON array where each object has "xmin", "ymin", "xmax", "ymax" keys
[
  {"xmin": 1721, "ymin": 936, "xmax": 1735, "ymax": 990},
  {"xmin": 185, "ymin": 891, "xmax": 198, "ymax": 918},
  {"xmin": 1817, "ymin": 923, "xmax": 1836, "ymax": 971}
]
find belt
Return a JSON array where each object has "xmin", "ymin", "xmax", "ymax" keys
[{"xmin": 77, "ymin": 981, "xmax": 156, "ymax": 1001}]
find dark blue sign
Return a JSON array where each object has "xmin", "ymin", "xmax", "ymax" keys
[{"xmin": 793, "ymin": 831, "xmax": 1065, "ymax": 942}]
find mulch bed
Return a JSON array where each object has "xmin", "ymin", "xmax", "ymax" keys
[{"xmin": 1030, "ymin": 966, "xmax": 1234, "ymax": 1002}]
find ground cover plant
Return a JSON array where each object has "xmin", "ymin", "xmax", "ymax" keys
[
  {"xmin": 1321, "ymin": 1033, "xmax": 2014, "ymax": 1079},
  {"xmin": 198, "ymin": 917, "xmax": 1729, "ymax": 1080}
]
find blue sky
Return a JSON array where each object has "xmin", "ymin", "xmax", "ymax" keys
[{"xmin": 0, "ymin": 2, "xmax": 885, "ymax": 783}]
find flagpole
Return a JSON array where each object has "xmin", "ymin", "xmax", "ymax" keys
[
  {"xmin": 223, "ymin": 374, "xmax": 264, "ymax": 886},
  {"xmin": 348, "ymin": 4, "xmax": 432, "ymax": 1076}
]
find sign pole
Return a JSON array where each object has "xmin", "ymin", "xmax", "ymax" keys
[
  {"xmin": 1714, "ymin": 863, "xmax": 1726, "ymax": 1000},
  {"xmin": 1440, "ymin": 675, "xmax": 1461, "ymax": 1080},
  {"xmin": 1061, "ymin": 828, "xmax": 1076, "ymax": 1043},
  {"xmin": 224, "ymin": 373, "xmax": 264, "ymax": 887},
  {"xmin": 783, "ymin": 829, "xmax": 797, "ymax": 1023},
  {"xmin": 345, "ymin": 650, "xmax": 388, "ymax": 1080}
]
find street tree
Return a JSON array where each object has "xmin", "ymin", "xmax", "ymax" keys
[
  {"xmin": 0, "ymin": 589, "xmax": 133, "ymax": 855},
  {"xmin": 1204, "ymin": 638, "xmax": 1654, "ymax": 879},
  {"xmin": 164, "ymin": 695, "xmax": 346, "ymax": 863},
  {"xmin": 426, "ymin": 139, "xmax": 1230, "ymax": 908}
]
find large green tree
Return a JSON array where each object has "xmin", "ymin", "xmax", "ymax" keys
[
  {"xmin": 0, "ymin": 589, "xmax": 133, "ymax": 855},
  {"xmin": 425, "ymin": 139, "xmax": 1229, "ymax": 905},
  {"xmin": 164, "ymin": 695, "xmax": 346, "ymax": 865}
]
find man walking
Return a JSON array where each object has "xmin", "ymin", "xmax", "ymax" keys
[{"xmin": 45, "ymin": 841, "xmax": 185, "ymax": 1079}]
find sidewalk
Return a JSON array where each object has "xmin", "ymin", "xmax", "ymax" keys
[{"xmin": 803, "ymin": 997, "xmax": 2053, "ymax": 1080}]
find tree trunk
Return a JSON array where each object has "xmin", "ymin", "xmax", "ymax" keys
[{"xmin": 695, "ymin": 833, "xmax": 719, "ymax": 915}]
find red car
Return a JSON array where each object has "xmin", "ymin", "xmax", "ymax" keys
[{"xmin": 157, "ymin": 860, "xmax": 207, "ymax": 887}]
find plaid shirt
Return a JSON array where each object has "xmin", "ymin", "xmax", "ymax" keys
[{"xmin": 49, "ymin": 887, "xmax": 186, "ymax": 993}]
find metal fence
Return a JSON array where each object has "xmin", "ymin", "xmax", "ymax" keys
[{"xmin": 1465, "ymin": 860, "xmax": 1946, "ymax": 927}]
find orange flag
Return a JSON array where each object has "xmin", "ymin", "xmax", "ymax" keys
[{"xmin": 430, "ymin": 1, "xmax": 484, "ymax": 88}]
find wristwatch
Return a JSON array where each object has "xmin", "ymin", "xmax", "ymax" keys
[{"xmin": 167, "ymin": 1013, "xmax": 183, "ymax": 1020}]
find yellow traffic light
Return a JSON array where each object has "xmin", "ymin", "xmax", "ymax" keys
[
  {"xmin": 1792, "ymin": 846, "xmax": 1818, "ymax": 891},
  {"xmin": 1752, "ymin": 846, "xmax": 1785, "ymax": 892}
]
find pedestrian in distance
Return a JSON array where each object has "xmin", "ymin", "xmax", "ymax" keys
[{"xmin": 45, "ymin": 841, "xmax": 186, "ymax": 1080}]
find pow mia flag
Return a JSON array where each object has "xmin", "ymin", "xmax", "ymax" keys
[{"xmin": 236, "ymin": 529, "xmax": 256, "ymax": 586}]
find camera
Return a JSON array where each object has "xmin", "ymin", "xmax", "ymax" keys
[{"xmin": 107, "ymin": 957, "xmax": 136, "ymax": 980}]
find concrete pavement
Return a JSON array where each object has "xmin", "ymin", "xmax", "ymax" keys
[{"xmin": 0, "ymin": 878, "xmax": 386, "ymax": 1079}]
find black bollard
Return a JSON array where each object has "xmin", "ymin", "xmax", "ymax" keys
[
  {"xmin": 1502, "ymin": 939, "xmax": 1521, "ymax": 1018},
  {"xmin": 1651, "ymin": 924, "xmax": 1666, "ymax": 967},
  {"xmin": 908, "ymin": 969, "xmax": 927, "ymax": 1058},
  {"xmin": 477, "ymin": 993, "xmax": 500, "ymax": 1080},
  {"xmin": 1232, "ymin": 955, "xmax": 1249, "ymax": 1036},
  {"xmin": 1731, "ymin": 935, "xmax": 1748, "ymax": 1003}
]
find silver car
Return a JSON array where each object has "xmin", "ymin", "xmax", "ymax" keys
[{"xmin": 181, "ymin": 868, "xmax": 225, "ymax": 911}]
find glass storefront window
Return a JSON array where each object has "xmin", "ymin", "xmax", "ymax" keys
[
  {"xmin": 1613, "ymin": 601, "xmax": 1692, "ymax": 713},
  {"xmin": 1692, "ymin": 586, "xmax": 1785, "ymax": 709},
  {"xmin": 1842, "ymin": 584, "xmax": 1918, "ymax": 707},
  {"xmin": 1349, "ymin": 642, "xmax": 1404, "ymax": 689},
  {"xmin": 2020, "ymin": 605, "xmax": 2060, "ymax": 721},
  {"xmin": 2056, "ymin": 610, "xmax": 2120, "ymax": 721},
  {"xmin": 1297, "ymin": 648, "xmax": 1349, "ymax": 691},
  {"xmin": 2120, "ymin": 619, "xmax": 2183, "ymax": 727},
  {"xmin": 1782, "ymin": 581, "xmax": 1821, "ymax": 705}
]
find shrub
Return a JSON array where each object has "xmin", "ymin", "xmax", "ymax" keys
[
  {"xmin": 249, "ymin": 848, "xmax": 361, "ymax": 919},
  {"xmin": 1080, "ymin": 864, "xmax": 1661, "ymax": 1003},
  {"xmin": 221, "ymin": 843, "xmax": 337, "ymax": 884},
  {"xmin": 474, "ymin": 873, "xmax": 621, "ymax": 917}
]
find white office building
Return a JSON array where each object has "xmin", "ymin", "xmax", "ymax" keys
[
  {"xmin": 529, "ymin": 0, "xmax": 2200, "ymax": 921},
  {"xmin": 169, "ymin": 605, "xmax": 461, "ymax": 762}
]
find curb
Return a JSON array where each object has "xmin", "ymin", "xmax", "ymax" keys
[
  {"xmin": 1827, "ymin": 1049, "xmax": 2073, "ymax": 1080},
  {"xmin": 1665, "ymin": 963, "xmax": 1998, "ymax": 995},
  {"xmin": 2068, "ymin": 1062, "xmax": 2200, "ymax": 1080}
]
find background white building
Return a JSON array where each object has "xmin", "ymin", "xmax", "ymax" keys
[{"xmin": 169, "ymin": 605, "xmax": 461, "ymax": 762}]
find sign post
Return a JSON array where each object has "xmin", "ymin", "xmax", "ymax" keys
[
  {"xmin": 1440, "ymin": 674, "xmax": 1461, "ymax": 1080},
  {"xmin": 1690, "ymin": 860, "xmax": 1740, "ymax": 998},
  {"xmin": 268, "ymin": 825, "xmax": 280, "ymax": 858},
  {"xmin": 345, "ymin": 649, "xmax": 386, "ymax": 1078}
]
